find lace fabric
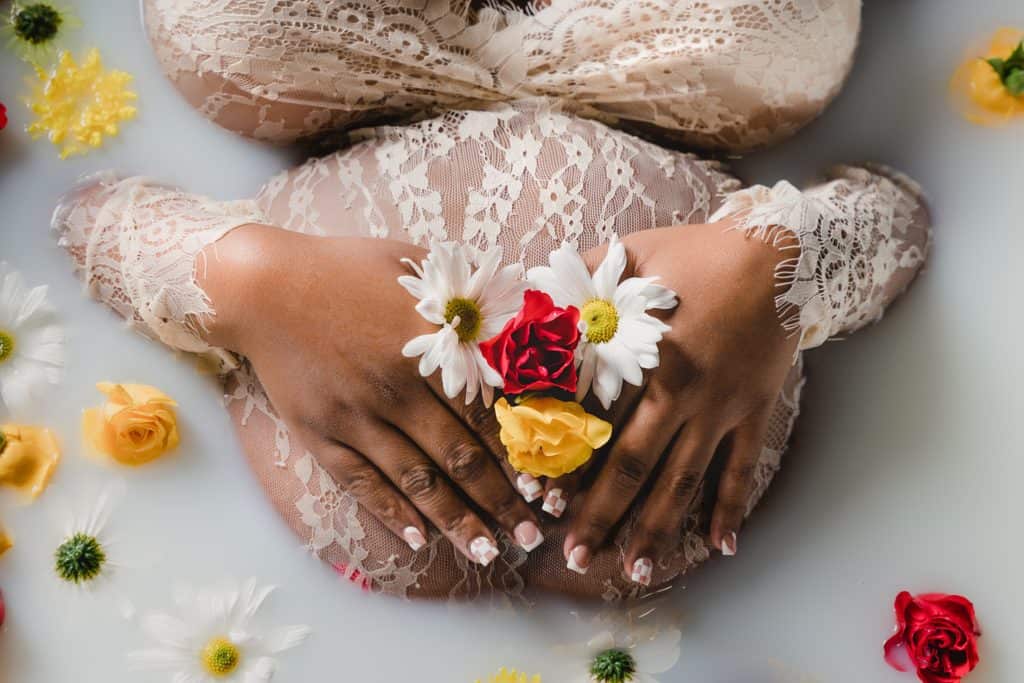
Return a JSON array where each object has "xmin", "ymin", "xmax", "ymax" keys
[
  {"xmin": 54, "ymin": 102, "xmax": 928, "ymax": 599},
  {"xmin": 52, "ymin": 0, "xmax": 932, "ymax": 600},
  {"xmin": 143, "ymin": 0, "xmax": 860, "ymax": 151}
]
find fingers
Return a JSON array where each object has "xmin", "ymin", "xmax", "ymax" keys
[
  {"xmin": 311, "ymin": 437, "xmax": 429, "ymax": 552},
  {"xmin": 362, "ymin": 423, "xmax": 505, "ymax": 565},
  {"xmin": 563, "ymin": 397, "xmax": 682, "ymax": 575},
  {"xmin": 392, "ymin": 392, "xmax": 543, "ymax": 553},
  {"xmin": 710, "ymin": 411, "xmax": 771, "ymax": 557},
  {"xmin": 623, "ymin": 419, "xmax": 723, "ymax": 586}
]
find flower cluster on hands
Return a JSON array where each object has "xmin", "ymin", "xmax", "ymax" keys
[
  {"xmin": 400, "ymin": 236, "xmax": 677, "ymax": 478},
  {"xmin": 884, "ymin": 591, "xmax": 981, "ymax": 683}
]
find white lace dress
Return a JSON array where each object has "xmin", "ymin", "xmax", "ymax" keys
[{"xmin": 53, "ymin": 0, "xmax": 931, "ymax": 601}]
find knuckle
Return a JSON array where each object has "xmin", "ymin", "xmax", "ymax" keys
[
  {"xmin": 578, "ymin": 515, "xmax": 613, "ymax": 541},
  {"xmin": 444, "ymin": 442, "xmax": 489, "ymax": 483},
  {"xmin": 612, "ymin": 452, "xmax": 650, "ymax": 489},
  {"xmin": 399, "ymin": 463, "xmax": 442, "ymax": 500},
  {"xmin": 636, "ymin": 523, "xmax": 676, "ymax": 550},
  {"xmin": 339, "ymin": 467, "xmax": 377, "ymax": 499},
  {"xmin": 490, "ymin": 493, "xmax": 521, "ymax": 520},
  {"xmin": 461, "ymin": 401, "xmax": 496, "ymax": 433},
  {"xmin": 728, "ymin": 461, "xmax": 758, "ymax": 484},
  {"xmin": 666, "ymin": 468, "xmax": 703, "ymax": 503},
  {"xmin": 716, "ymin": 499, "xmax": 748, "ymax": 521},
  {"xmin": 442, "ymin": 510, "xmax": 473, "ymax": 534}
]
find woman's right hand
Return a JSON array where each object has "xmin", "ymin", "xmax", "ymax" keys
[{"xmin": 197, "ymin": 225, "xmax": 542, "ymax": 564}]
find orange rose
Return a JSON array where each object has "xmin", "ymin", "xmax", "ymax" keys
[{"xmin": 83, "ymin": 383, "xmax": 179, "ymax": 465}]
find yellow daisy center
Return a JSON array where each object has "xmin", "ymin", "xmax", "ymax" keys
[
  {"xmin": 580, "ymin": 299, "xmax": 619, "ymax": 344},
  {"xmin": 0, "ymin": 330, "xmax": 14, "ymax": 363},
  {"xmin": 444, "ymin": 297, "xmax": 482, "ymax": 343},
  {"xmin": 201, "ymin": 637, "xmax": 241, "ymax": 677}
]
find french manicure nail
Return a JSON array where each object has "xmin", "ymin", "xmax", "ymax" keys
[
  {"xmin": 542, "ymin": 488, "xmax": 568, "ymax": 517},
  {"xmin": 721, "ymin": 532, "xmax": 737, "ymax": 557},
  {"xmin": 403, "ymin": 526, "xmax": 426, "ymax": 551},
  {"xmin": 514, "ymin": 521, "xmax": 544, "ymax": 552},
  {"xmin": 567, "ymin": 545, "xmax": 591, "ymax": 575},
  {"xmin": 469, "ymin": 536, "xmax": 499, "ymax": 566},
  {"xmin": 517, "ymin": 474, "xmax": 543, "ymax": 502},
  {"xmin": 631, "ymin": 557, "xmax": 653, "ymax": 586}
]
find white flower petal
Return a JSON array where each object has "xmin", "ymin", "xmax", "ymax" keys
[
  {"xmin": 466, "ymin": 246, "xmax": 502, "ymax": 300},
  {"xmin": 413, "ymin": 298, "xmax": 445, "ymax": 325},
  {"xmin": 142, "ymin": 613, "xmax": 194, "ymax": 649},
  {"xmin": 528, "ymin": 242, "xmax": 596, "ymax": 306},
  {"xmin": 126, "ymin": 647, "xmax": 193, "ymax": 671},
  {"xmin": 599, "ymin": 338, "xmax": 643, "ymax": 387},
  {"xmin": 14, "ymin": 284, "xmax": 51, "ymax": 327},
  {"xmin": 402, "ymin": 332, "xmax": 440, "ymax": 360},
  {"xmin": 633, "ymin": 627, "xmax": 682, "ymax": 674},
  {"xmin": 592, "ymin": 234, "xmax": 627, "ymax": 300},
  {"xmin": 242, "ymin": 657, "xmax": 276, "ymax": 683},
  {"xmin": 262, "ymin": 625, "xmax": 312, "ymax": 654},
  {"xmin": 574, "ymin": 345, "xmax": 598, "ymax": 402}
]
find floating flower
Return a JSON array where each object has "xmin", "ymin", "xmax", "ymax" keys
[
  {"xmin": 0, "ymin": 101, "xmax": 7, "ymax": 130},
  {"xmin": 51, "ymin": 481, "xmax": 126, "ymax": 591},
  {"xmin": 0, "ymin": 524, "xmax": 11, "ymax": 556},
  {"xmin": 399, "ymin": 243, "xmax": 527, "ymax": 406},
  {"xmin": 0, "ymin": 587, "xmax": 5, "ymax": 627},
  {"xmin": 556, "ymin": 615, "xmax": 681, "ymax": 683},
  {"xmin": 128, "ymin": 579, "xmax": 311, "ymax": 683},
  {"xmin": 475, "ymin": 669, "xmax": 542, "ymax": 683},
  {"xmin": 25, "ymin": 49, "xmax": 137, "ymax": 159},
  {"xmin": 494, "ymin": 396, "xmax": 611, "ymax": 478},
  {"xmin": 3, "ymin": 2, "xmax": 79, "ymax": 64},
  {"xmin": 0, "ymin": 264, "xmax": 64, "ymax": 416},
  {"xmin": 0, "ymin": 424, "xmax": 60, "ymax": 499},
  {"xmin": 82, "ymin": 382, "xmax": 180, "ymax": 466},
  {"xmin": 884, "ymin": 591, "xmax": 981, "ymax": 683},
  {"xmin": 528, "ymin": 235, "xmax": 677, "ymax": 409},
  {"xmin": 950, "ymin": 28, "xmax": 1024, "ymax": 126}
]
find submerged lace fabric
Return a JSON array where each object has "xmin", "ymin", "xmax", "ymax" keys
[
  {"xmin": 54, "ymin": 102, "xmax": 929, "ymax": 600},
  {"xmin": 143, "ymin": 0, "xmax": 860, "ymax": 151}
]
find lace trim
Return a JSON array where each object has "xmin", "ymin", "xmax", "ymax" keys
[{"xmin": 710, "ymin": 164, "xmax": 931, "ymax": 351}]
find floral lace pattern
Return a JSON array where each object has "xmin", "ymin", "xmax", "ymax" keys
[
  {"xmin": 142, "ymin": 0, "xmax": 859, "ymax": 150},
  {"xmin": 54, "ymin": 102, "xmax": 929, "ymax": 599}
]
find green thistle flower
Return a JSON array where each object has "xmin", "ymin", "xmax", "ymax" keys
[
  {"xmin": 590, "ymin": 649, "xmax": 637, "ymax": 683},
  {"xmin": 4, "ymin": 2, "xmax": 79, "ymax": 64},
  {"xmin": 54, "ymin": 532, "xmax": 107, "ymax": 584}
]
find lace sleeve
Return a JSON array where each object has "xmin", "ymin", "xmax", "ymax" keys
[
  {"xmin": 53, "ymin": 172, "xmax": 268, "ymax": 359},
  {"xmin": 710, "ymin": 164, "xmax": 932, "ymax": 351}
]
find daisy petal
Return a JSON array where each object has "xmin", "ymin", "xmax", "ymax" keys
[
  {"xmin": 263, "ymin": 625, "xmax": 312, "ymax": 654},
  {"xmin": 592, "ymin": 234, "xmax": 627, "ymax": 300}
]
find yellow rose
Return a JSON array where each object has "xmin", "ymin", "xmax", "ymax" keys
[
  {"xmin": 0, "ymin": 424, "xmax": 61, "ymax": 499},
  {"xmin": 494, "ymin": 396, "xmax": 612, "ymax": 478},
  {"xmin": 83, "ymin": 382, "xmax": 180, "ymax": 466}
]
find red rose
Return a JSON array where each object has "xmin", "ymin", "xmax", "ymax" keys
[
  {"xmin": 884, "ymin": 591, "xmax": 981, "ymax": 683},
  {"xmin": 0, "ymin": 102, "xmax": 7, "ymax": 131},
  {"xmin": 479, "ymin": 289, "xmax": 580, "ymax": 395}
]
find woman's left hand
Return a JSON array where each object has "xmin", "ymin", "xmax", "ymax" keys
[{"xmin": 557, "ymin": 220, "xmax": 801, "ymax": 581}]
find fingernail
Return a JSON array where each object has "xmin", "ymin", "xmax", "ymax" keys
[
  {"xmin": 469, "ymin": 536, "xmax": 499, "ymax": 566},
  {"xmin": 403, "ymin": 526, "xmax": 426, "ymax": 552},
  {"xmin": 721, "ymin": 532, "xmax": 737, "ymax": 557},
  {"xmin": 630, "ymin": 557, "xmax": 653, "ymax": 586},
  {"xmin": 567, "ymin": 545, "xmax": 591, "ymax": 575},
  {"xmin": 517, "ymin": 474, "xmax": 543, "ymax": 503},
  {"xmin": 514, "ymin": 521, "xmax": 544, "ymax": 552},
  {"xmin": 542, "ymin": 488, "xmax": 568, "ymax": 517}
]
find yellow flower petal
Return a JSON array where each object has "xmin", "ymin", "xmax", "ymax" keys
[
  {"xmin": 950, "ymin": 27, "xmax": 1024, "ymax": 126},
  {"xmin": 0, "ymin": 525, "xmax": 11, "ymax": 557},
  {"xmin": 475, "ymin": 668, "xmax": 541, "ymax": 683},
  {"xmin": 25, "ymin": 49, "xmax": 137, "ymax": 158},
  {"xmin": 495, "ymin": 397, "xmax": 612, "ymax": 478},
  {"xmin": 84, "ymin": 383, "xmax": 180, "ymax": 466},
  {"xmin": 0, "ymin": 425, "xmax": 61, "ymax": 500}
]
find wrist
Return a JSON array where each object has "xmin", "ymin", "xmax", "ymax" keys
[{"xmin": 196, "ymin": 223, "xmax": 280, "ymax": 352}]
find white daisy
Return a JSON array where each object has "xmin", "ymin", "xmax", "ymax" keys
[
  {"xmin": 527, "ymin": 235, "xmax": 677, "ymax": 409},
  {"xmin": 555, "ymin": 611, "xmax": 682, "ymax": 683},
  {"xmin": 50, "ymin": 479, "xmax": 138, "ymax": 616},
  {"xmin": 399, "ymin": 242, "xmax": 527, "ymax": 406},
  {"xmin": 0, "ymin": 263, "xmax": 64, "ymax": 416},
  {"xmin": 128, "ymin": 578, "xmax": 311, "ymax": 683}
]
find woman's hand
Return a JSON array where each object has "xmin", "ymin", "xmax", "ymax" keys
[
  {"xmin": 557, "ymin": 220, "xmax": 800, "ymax": 581},
  {"xmin": 199, "ymin": 225, "xmax": 542, "ymax": 564}
]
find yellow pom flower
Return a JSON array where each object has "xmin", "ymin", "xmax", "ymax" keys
[
  {"xmin": 494, "ymin": 396, "xmax": 612, "ymax": 478},
  {"xmin": 0, "ymin": 523, "xmax": 13, "ymax": 556},
  {"xmin": 0, "ymin": 424, "xmax": 60, "ymax": 499},
  {"xmin": 950, "ymin": 27, "xmax": 1024, "ymax": 126},
  {"xmin": 83, "ymin": 383, "xmax": 180, "ymax": 466},
  {"xmin": 475, "ymin": 668, "xmax": 542, "ymax": 683},
  {"xmin": 25, "ymin": 49, "xmax": 137, "ymax": 158}
]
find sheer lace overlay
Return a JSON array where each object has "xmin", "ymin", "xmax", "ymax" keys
[
  {"xmin": 54, "ymin": 102, "xmax": 929, "ymax": 600},
  {"xmin": 143, "ymin": 0, "xmax": 860, "ymax": 151},
  {"xmin": 53, "ymin": 0, "xmax": 932, "ymax": 600}
]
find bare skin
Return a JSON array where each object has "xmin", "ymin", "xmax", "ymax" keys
[{"xmin": 199, "ymin": 221, "xmax": 797, "ymax": 581}]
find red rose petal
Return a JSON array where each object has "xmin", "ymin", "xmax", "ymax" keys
[{"xmin": 884, "ymin": 591, "xmax": 980, "ymax": 683}]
